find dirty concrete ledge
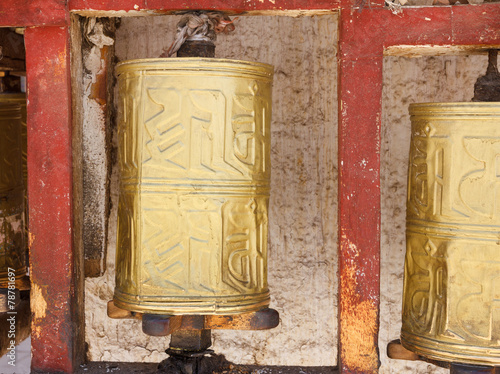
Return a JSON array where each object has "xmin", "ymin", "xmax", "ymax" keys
[{"xmin": 77, "ymin": 362, "xmax": 338, "ymax": 374}]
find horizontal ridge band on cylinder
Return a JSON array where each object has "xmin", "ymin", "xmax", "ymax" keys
[
  {"xmin": 114, "ymin": 58, "xmax": 274, "ymax": 315},
  {"xmin": 402, "ymin": 102, "xmax": 500, "ymax": 365}
]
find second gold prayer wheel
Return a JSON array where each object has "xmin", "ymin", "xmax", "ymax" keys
[
  {"xmin": 402, "ymin": 103, "xmax": 500, "ymax": 365},
  {"xmin": 114, "ymin": 58, "xmax": 273, "ymax": 315},
  {"xmin": 0, "ymin": 103, "xmax": 26, "ymax": 283}
]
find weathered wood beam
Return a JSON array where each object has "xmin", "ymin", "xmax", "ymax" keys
[
  {"xmin": 80, "ymin": 18, "xmax": 116, "ymax": 278},
  {"xmin": 25, "ymin": 26, "xmax": 84, "ymax": 374},
  {"xmin": 68, "ymin": 0, "xmax": 340, "ymax": 16}
]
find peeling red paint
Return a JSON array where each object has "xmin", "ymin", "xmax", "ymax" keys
[
  {"xmin": 0, "ymin": 0, "xmax": 67, "ymax": 27},
  {"xmin": 338, "ymin": 52, "xmax": 382, "ymax": 374},
  {"xmin": 25, "ymin": 26, "xmax": 78, "ymax": 374},
  {"xmin": 68, "ymin": 0, "xmax": 340, "ymax": 13}
]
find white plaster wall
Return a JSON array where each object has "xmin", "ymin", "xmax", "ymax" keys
[
  {"xmin": 380, "ymin": 54, "xmax": 488, "ymax": 373},
  {"xmin": 85, "ymin": 14, "xmax": 339, "ymax": 366}
]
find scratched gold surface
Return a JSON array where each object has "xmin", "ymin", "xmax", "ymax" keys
[
  {"xmin": 0, "ymin": 102, "xmax": 26, "ymax": 282},
  {"xmin": 114, "ymin": 58, "xmax": 273, "ymax": 315},
  {"xmin": 402, "ymin": 103, "xmax": 500, "ymax": 365}
]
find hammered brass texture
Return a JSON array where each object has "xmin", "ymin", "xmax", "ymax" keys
[
  {"xmin": 114, "ymin": 58, "xmax": 273, "ymax": 315},
  {"xmin": 0, "ymin": 103, "xmax": 26, "ymax": 282},
  {"xmin": 402, "ymin": 102, "xmax": 500, "ymax": 365}
]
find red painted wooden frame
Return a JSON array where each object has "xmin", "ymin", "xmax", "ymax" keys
[
  {"xmin": 25, "ymin": 25, "xmax": 80, "ymax": 373},
  {"xmin": 2, "ymin": 0, "xmax": 500, "ymax": 372},
  {"xmin": 338, "ymin": 4, "xmax": 500, "ymax": 373},
  {"xmin": 68, "ymin": 0, "xmax": 340, "ymax": 13}
]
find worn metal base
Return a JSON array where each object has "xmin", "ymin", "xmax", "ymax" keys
[
  {"xmin": 142, "ymin": 308, "xmax": 280, "ymax": 336},
  {"xmin": 147, "ymin": 310, "xmax": 278, "ymax": 374},
  {"xmin": 108, "ymin": 302, "xmax": 280, "ymax": 373},
  {"xmin": 450, "ymin": 364, "xmax": 497, "ymax": 374},
  {"xmin": 159, "ymin": 325, "xmax": 215, "ymax": 374},
  {"xmin": 388, "ymin": 340, "xmax": 499, "ymax": 373}
]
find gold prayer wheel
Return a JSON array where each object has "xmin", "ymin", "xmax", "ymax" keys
[
  {"xmin": 114, "ymin": 58, "xmax": 273, "ymax": 315},
  {"xmin": 0, "ymin": 103, "xmax": 26, "ymax": 283},
  {"xmin": 402, "ymin": 102, "xmax": 500, "ymax": 365}
]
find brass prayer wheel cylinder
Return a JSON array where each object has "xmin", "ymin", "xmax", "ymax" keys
[
  {"xmin": 402, "ymin": 102, "xmax": 500, "ymax": 365},
  {"xmin": 114, "ymin": 58, "xmax": 273, "ymax": 315},
  {"xmin": 0, "ymin": 103, "xmax": 26, "ymax": 283}
]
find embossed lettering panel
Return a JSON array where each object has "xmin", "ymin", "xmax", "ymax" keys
[
  {"xmin": 407, "ymin": 119, "xmax": 429, "ymax": 217},
  {"xmin": 460, "ymin": 137, "xmax": 500, "ymax": 220},
  {"xmin": 115, "ymin": 190, "xmax": 139, "ymax": 295},
  {"xmin": 403, "ymin": 234, "xmax": 447, "ymax": 338},
  {"xmin": 222, "ymin": 197, "xmax": 268, "ymax": 293},
  {"xmin": 231, "ymin": 84, "xmax": 271, "ymax": 178},
  {"xmin": 407, "ymin": 118, "xmax": 500, "ymax": 225},
  {"xmin": 451, "ymin": 245, "xmax": 500, "ymax": 344},
  {"xmin": 139, "ymin": 75, "xmax": 271, "ymax": 183},
  {"xmin": 139, "ymin": 193, "xmax": 224, "ymax": 296},
  {"xmin": 118, "ymin": 75, "xmax": 142, "ymax": 181},
  {"xmin": 135, "ymin": 193, "xmax": 269, "ymax": 297},
  {"xmin": 403, "ymin": 233, "xmax": 500, "ymax": 347}
]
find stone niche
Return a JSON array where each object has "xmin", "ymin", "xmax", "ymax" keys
[
  {"xmin": 81, "ymin": 14, "xmax": 339, "ymax": 366},
  {"xmin": 380, "ymin": 54, "xmax": 488, "ymax": 374}
]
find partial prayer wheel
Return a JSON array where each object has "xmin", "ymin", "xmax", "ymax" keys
[
  {"xmin": 114, "ymin": 58, "xmax": 273, "ymax": 315},
  {"xmin": 0, "ymin": 94, "xmax": 27, "ymax": 186},
  {"xmin": 402, "ymin": 103, "xmax": 500, "ymax": 365},
  {"xmin": 0, "ymin": 94, "xmax": 28, "ymax": 251},
  {"xmin": 0, "ymin": 102, "xmax": 26, "ymax": 283}
]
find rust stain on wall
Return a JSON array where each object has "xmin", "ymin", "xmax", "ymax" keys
[{"xmin": 340, "ymin": 239, "xmax": 379, "ymax": 373}]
